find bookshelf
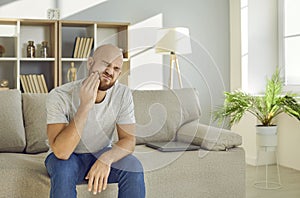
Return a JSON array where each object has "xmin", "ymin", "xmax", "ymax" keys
[
  {"xmin": 0, "ymin": 19, "xmax": 18, "ymax": 90},
  {"xmin": 0, "ymin": 18, "xmax": 130, "ymax": 92},
  {"xmin": 0, "ymin": 18, "xmax": 58, "ymax": 92},
  {"xmin": 58, "ymin": 20, "xmax": 130, "ymax": 86}
]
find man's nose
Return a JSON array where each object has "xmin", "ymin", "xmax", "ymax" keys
[{"xmin": 105, "ymin": 65, "xmax": 113, "ymax": 75}]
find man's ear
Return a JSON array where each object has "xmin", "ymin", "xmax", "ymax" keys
[
  {"xmin": 87, "ymin": 57, "xmax": 94, "ymax": 71},
  {"xmin": 118, "ymin": 71, "xmax": 122, "ymax": 78}
]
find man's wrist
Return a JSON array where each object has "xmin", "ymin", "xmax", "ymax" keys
[
  {"xmin": 98, "ymin": 153, "xmax": 114, "ymax": 166},
  {"xmin": 77, "ymin": 104, "xmax": 91, "ymax": 116}
]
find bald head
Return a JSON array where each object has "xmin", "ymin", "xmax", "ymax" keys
[
  {"xmin": 93, "ymin": 44, "xmax": 123, "ymax": 64},
  {"xmin": 87, "ymin": 44, "xmax": 124, "ymax": 91}
]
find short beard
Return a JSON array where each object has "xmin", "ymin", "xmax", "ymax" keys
[{"xmin": 98, "ymin": 80, "xmax": 116, "ymax": 91}]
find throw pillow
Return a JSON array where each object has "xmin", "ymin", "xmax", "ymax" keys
[
  {"xmin": 0, "ymin": 90, "xmax": 26, "ymax": 152},
  {"xmin": 132, "ymin": 88, "xmax": 201, "ymax": 144},
  {"xmin": 132, "ymin": 89, "xmax": 181, "ymax": 144},
  {"xmin": 177, "ymin": 120, "xmax": 242, "ymax": 151},
  {"xmin": 22, "ymin": 93, "xmax": 49, "ymax": 153}
]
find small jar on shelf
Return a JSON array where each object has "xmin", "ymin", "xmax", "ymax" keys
[
  {"xmin": 27, "ymin": 41, "xmax": 35, "ymax": 58},
  {"xmin": 40, "ymin": 41, "xmax": 49, "ymax": 58}
]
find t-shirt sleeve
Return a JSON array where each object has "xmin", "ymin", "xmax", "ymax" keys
[
  {"xmin": 116, "ymin": 88, "xmax": 136, "ymax": 124},
  {"xmin": 46, "ymin": 90, "xmax": 69, "ymax": 124}
]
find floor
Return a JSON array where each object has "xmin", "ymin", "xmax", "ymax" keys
[{"xmin": 246, "ymin": 165, "xmax": 300, "ymax": 198}]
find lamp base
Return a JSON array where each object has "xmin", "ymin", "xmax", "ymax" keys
[{"xmin": 169, "ymin": 53, "xmax": 182, "ymax": 89}]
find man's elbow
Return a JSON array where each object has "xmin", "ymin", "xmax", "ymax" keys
[{"xmin": 52, "ymin": 147, "xmax": 71, "ymax": 160}]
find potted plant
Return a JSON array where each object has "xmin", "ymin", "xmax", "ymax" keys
[{"xmin": 213, "ymin": 68, "xmax": 300, "ymax": 146}]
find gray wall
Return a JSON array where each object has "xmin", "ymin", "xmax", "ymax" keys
[{"xmin": 65, "ymin": 0, "xmax": 230, "ymax": 125}]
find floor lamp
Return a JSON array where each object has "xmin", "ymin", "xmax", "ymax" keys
[{"xmin": 155, "ymin": 27, "xmax": 192, "ymax": 89}]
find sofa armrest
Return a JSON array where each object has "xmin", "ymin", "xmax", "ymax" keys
[{"xmin": 177, "ymin": 120, "xmax": 242, "ymax": 151}]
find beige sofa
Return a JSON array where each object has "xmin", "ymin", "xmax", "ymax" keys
[{"xmin": 0, "ymin": 88, "xmax": 245, "ymax": 198}]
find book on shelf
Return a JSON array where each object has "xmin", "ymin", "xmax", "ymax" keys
[
  {"xmin": 37, "ymin": 75, "xmax": 45, "ymax": 93},
  {"xmin": 86, "ymin": 37, "xmax": 94, "ymax": 58},
  {"xmin": 72, "ymin": 37, "xmax": 94, "ymax": 58},
  {"xmin": 20, "ymin": 75, "xmax": 29, "ymax": 93},
  {"xmin": 32, "ymin": 75, "xmax": 41, "ymax": 93},
  {"xmin": 40, "ymin": 74, "xmax": 48, "ymax": 93},
  {"xmin": 20, "ymin": 74, "xmax": 48, "ymax": 93},
  {"xmin": 72, "ymin": 37, "xmax": 81, "ymax": 58},
  {"xmin": 82, "ymin": 37, "xmax": 90, "ymax": 58},
  {"xmin": 25, "ymin": 75, "xmax": 33, "ymax": 93},
  {"xmin": 77, "ymin": 37, "xmax": 85, "ymax": 58},
  {"xmin": 80, "ymin": 37, "xmax": 88, "ymax": 58},
  {"xmin": 29, "ymin": 75, "xmax": 37, "ymax": 93}
]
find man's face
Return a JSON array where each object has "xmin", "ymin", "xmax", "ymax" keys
[{"xmin": 90, "ymin": 55, "xmax": 123, "ymax": 91}]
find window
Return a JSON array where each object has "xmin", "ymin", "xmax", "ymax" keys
[
  {"xmin": 241, "ymin": 0, "xmax": 248, "ymax": 91},
  {"xmin": 279, "ymin": 0, "xmax": 300, "ymax": 85}
]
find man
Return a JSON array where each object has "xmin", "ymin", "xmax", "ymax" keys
[{"xmin": 45, "ymin": 44, "xmax": 145, "ymax": 198}]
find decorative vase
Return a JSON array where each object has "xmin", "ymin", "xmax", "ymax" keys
[
  {"xmin": 27, "ymin": 41, "xmax": 35, "ymax": 58},
  {"xmin": 40, "ymin": 41, "xmax": 49, "ymax": 58},
  {"xmin": 256, "ymin": 125, "xmax": 278, "ymax": 147}
]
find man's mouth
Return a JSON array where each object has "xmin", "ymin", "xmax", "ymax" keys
[{"xmin": 102, "ymin": 74, "xmax": 112, "ymax": 81}]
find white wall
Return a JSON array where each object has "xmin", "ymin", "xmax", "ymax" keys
[
  {"xmin": 0, "ymin": 0, "xmax": 55, "ymax": 19},
  {"xmin": 58, "ymin": 0, "xmax": 108, "ymax": 19}
]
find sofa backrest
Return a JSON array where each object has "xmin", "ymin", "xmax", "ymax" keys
[
  {"xmin": 0, "ymin": 90, "xmax": 48, "ymax": 154},
  {"xmin": 0, "ymin": 90, "xmax": 26, "ymax": 152},
  {"xmin": 0, "ymin": 88, "xmax": 201, "ymax": 153},
  {"xmin": 22, "ymin": 93, "xmax": 48, "ymax": 153},
  {"xmin": 132, "ymin": 88, "xmax": 201, "ymax": 144}
]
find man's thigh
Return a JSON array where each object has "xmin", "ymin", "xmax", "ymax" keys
[{"xmin": 45, "ymin": 152, "xmax": 97, "ymax": 184}]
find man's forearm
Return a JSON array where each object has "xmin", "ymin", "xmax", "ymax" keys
[
  {"xmin": 51, "ymin": 106, "xmax": 89, "ymax": 159},
  {"xmin": 98, "ymin": 137, "xmax": 136, "ymax": 165}
]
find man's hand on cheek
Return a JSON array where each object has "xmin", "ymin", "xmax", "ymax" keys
[
  {"xmin": 85, "ymin": 159, "xmax": 111, "ymax": 195},
  {"xmin": 79, "ymin": 72, "xmax": 100, "ymax": 110}
]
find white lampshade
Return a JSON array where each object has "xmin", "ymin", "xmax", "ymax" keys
[{"xmin": 155, "ymin": 27, "xmax": 192, "ymax": 54}]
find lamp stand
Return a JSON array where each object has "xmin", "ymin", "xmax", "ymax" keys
[{"xmin": 169, "ymin": 52, "xmax": 183, "ymax": 89}]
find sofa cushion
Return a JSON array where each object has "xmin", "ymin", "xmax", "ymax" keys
[
  {"xmin": 132, "ymin": 88, "xmax": 201, "ymax": 144},
  {"xmin": 177, "ymin": 120, "xmax": 242, "ymax": 151},
  {"xmin": 0, "ymin": 89, "xmax": 26, "ymax": 152},
  {"xmin": 22, "ymin": 93, "xmax": 49, "ymax": 153}
]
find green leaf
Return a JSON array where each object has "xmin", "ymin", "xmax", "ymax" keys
[{"xmin": 213, "ymin": 68, "xmax": 300, "ymax": 127}]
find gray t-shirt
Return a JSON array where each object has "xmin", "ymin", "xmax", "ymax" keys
[{"xmin": 46, "ymin": 80, "xmax": 135, "ymax": 153}]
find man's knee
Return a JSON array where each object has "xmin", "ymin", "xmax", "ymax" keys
[
  {"xmin": 45, "ymin": 153, "xmax": 80, "ymax": 178},
  {"xmin": 111, "ymin": 154, "xmax": 144, "ymax": 173}
]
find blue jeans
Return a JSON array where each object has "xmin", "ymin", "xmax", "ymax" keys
[{"xmin": 45, "ymin": 147, "xmax": 145, "ymax": 198}]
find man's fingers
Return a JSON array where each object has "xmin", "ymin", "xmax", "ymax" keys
[
  {"xmin": 102, "ymin": 175, "xmax": 108, "ymax": 191},
  {"xmin": 93, "ymin": 175, "xmax": 99, "ymax": 195},
  {"xmin": 85, "ymin": 72, "xmax": 99, "ymax": 90},
  {"xmin": 94, "ymin": 79, "xmax": 100, "ymax": 92},
  {"xmin": 98, "ymin": 176, "xmax": 105, "ymax": 193},
  {"xmin": 87, "ymin": 175, "xmax": 93, "ymax": 192}
]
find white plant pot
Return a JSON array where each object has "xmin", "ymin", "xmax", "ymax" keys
[{"xmin": 256, "ymin": 125, "xmax": 278, "ymax": 147}]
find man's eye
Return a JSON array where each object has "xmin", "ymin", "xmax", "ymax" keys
[{"xmin": 114, "ymin": 67, "xmax": 120, "ymax": 71}]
